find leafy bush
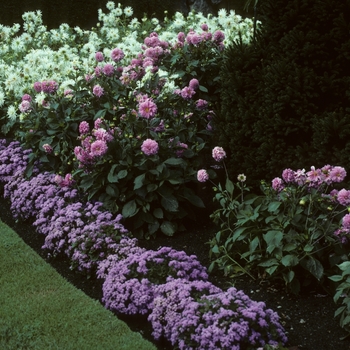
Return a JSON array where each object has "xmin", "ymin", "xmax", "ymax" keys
[
  {"xmin": 206, "ymin": 159, "xmax": 350, "ymax": 294},
  {"xmin": 329, "ymin": 260, "xmax": 350, "ymax": 337},
  {"xmin": 217, "ymin": 0, "xmax": 350, "ymax": 187}
]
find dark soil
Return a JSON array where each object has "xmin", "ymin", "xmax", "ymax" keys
[{"xmin": 1, "ymin": 192, "xmax": 350, "ymax": 350}]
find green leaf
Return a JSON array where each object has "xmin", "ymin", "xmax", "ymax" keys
[
  {"xmin": 122, "ymin": 200, "xmax": 138, "ymax": 218},
  {"xmin": 160, "ymin": 221, "xmax": 176, "ymax": 236},
  {"xmin": 283, "ymin": 270, "xmax": 295, "ymax": 283},
  {"xmin": 183, "ymin": 191, "xmax": 205, "ymax": 208},
  {"xmin": 281, "ymin": 254, "xmax": 299, "ymax": 267},
  {"xmin": 164, "ymin": 158, "xmax": 185, "ymax": 166},
  {"xmin": 199, "ymin": 85, "xmax": 208, "ymax": 92},
  {"xmin": 303, "ymin": 243, "xmax": 314, "ymax": 252},
  {"xmin": 283, "ymin": 243, "xmax": 297, "ymax": 252},
  {"xmin": 106, "ymin": 184, "xmax": 118, "ymax": 197},
  {"xmin": 80, "ymin": 176, "xmax": 94, "ymax": 191},
  {"xmin": 225, "ymin": 178, "xmax": 234, "ymax": 195},
  {"xmin": 108, "ymin": 164, "xmax": 119, "ymax": 183},
  {"xmin": 147, "ymin": 183, "xmax": 158, "ymax": 192},
  {"xmin": 335, "ymin": 306, "xmax": 346, "ymax": 318},
  {"xmin": 211, "ymin": 245, "xmax": 220, "ymax": 254},
  {"xmin": 263, "ymin": 230, "xmax": 283, "ymax": 247},
  {"xmin": 268, "ymin": 201, "xmax": 282, "ymax": 212},
  {"xmin": 161, "ymin": 196, "xmax": 179, "ymax": 212},
  {"xmin": 249, "ymin": 236, "xmax": 260, "ymax": 254},
  {"xmin": 117, "ymin": 169, "xmax": 128, "ymax": 179},
  {"xmin": 301, "ymin": 256, "xmax": 324, "ymax": 280},
  {"xmin": 153, "ymin": 208, "xmax": 164, "ymax": 219},
  {"xmin": 258, "ymin": 258, "xmax": 278, "ymax": 267},
  {"xmin": 134, "ymin": 173, "xmax": 146, "ymax": 190},
  {"xmin": 329, "ymin": 275, "xmax": 343, "ymax": 282}
]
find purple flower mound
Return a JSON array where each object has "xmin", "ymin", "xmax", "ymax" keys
[
  {"xmin": 0, "ymin": 140, "xmax": 36, "ymax": 183},
  {"xmin": 101, "ymin": 247, "xmax": 209, "ymax": 315},
  {"xmin": 4, "ymin": 172, "xmax": 62, "ymax": 220},
  {"xmin": 148, "ymin": 281, "xmax": 287, "ymax": 349}
]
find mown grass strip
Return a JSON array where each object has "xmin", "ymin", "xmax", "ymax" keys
[{"xmin": 0, "ymin": 220, "xmax": 155, "ymax": 350}]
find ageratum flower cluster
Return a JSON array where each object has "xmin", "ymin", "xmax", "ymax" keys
[{"xmin": 0, "ymin": 139, "xmax": 287, "ymax": 349}]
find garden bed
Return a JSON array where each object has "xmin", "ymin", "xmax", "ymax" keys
[{"xmin": 0, "ymin": 193, "xmax": 348, "ymax": 350}]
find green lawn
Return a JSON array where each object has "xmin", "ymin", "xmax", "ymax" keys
[{"xmin": 0, "ymin": 220, "xmax": 156, "ymax": 350}]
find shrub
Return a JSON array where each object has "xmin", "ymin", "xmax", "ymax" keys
[
  {"xmin": 217, "ymin": 0, "xmax": 350, "ymax": 187},
  {"xmin": 206, "ymin": 158, "xmax": 350, "ymax": 294}
]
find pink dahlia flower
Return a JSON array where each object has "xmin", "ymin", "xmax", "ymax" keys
[
  {"xmin": 141, "ymin": 139, "xmax": 159, "ymax": 156},
  {"xmin": 197, "ymin": 169, "xmax": 209, "ymax": 183},
  {"xmin": 212, "ymin": 146, "xmax": 226, "ymax": 162}
]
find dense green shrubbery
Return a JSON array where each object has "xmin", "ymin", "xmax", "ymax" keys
[{"xmin": 217, "ymin": 0, "xmax": 350, "ymax": 187}]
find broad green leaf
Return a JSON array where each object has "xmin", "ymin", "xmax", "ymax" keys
[
  {"xmin": 225, "ymin": 178, "xmax": 234, "ymax": 195},
  {"xmin": 108, "ymin": 165, "xmax": 119, "ymax": 183},
  {"xmin": 117, "ymin": 169, "xmax": 128, "ymax": 179},
  {"xmin": 106, "ymin": 184, "xmax": 118, "ymax": 197},
  {"xmin": 122, "ymin": 200, "xmax": 138, "ymax": 218},
  {"xmin": 147, "ymin": 183, "xmax": 158, "ymax": 192},
  {"xmin": 268, "ymin": 201, "xmax": 282, "ymax": 212},
  {"xmin": 249, "ymin": 236, "xmax": 260, "ymax": 253},
  {"xmin": 160, "ymin": 221, "xmax": 176, "ymax": 236},
  {"xmin": 334, "ymin": 306, "xmax": 346, "ymax": 318},
  {"xmin": 153, "ymin": 208, "xmax": 164, "ymax": 219},
  {"xmin": 161, "ymin": 196, "xmax": 179, "ymax": 212},
  {"xmin": 329, "ymin": 275, "xmax": 343, "ymax": 282},
  {"xmin": 199, "ymin": 85, "xmax": 208, "ymax": 92},
  {"xmin": 283, "ymin": 270, "xmax": 295, "ymax": 283},
  {"xmin": 281, "ymin": 254, "xmax": 299, "ymax": 267},
  {"xmin": 211, "ymin": 245, "xmax": 220, "ymax": 254},
  {"xmin": 134, "ymin": 173, "xmax": 146, "ymax": 190},
  {"xmin": 303, "ymin": 243, "xmax": 314, "ymax": 252},
  {"xmin": 263, "ymin": 230, "xmax": 283, "ymax": 247},
  {"xmin": 164, "ymin": 158, "xmax": 184, "ymax": 166},
  {"xmin": 283, "ymin": 243, "xmax": 297, "ymax": 252},
  {"xmin": 301, "ymin": 256, "xmax": 324, "ymax": 280}
]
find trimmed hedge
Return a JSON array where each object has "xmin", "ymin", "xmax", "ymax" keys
[{"xmin": 217, "ymin": 0, "xmax": 350, "ymax": 187}]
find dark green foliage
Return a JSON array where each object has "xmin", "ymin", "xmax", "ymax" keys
[{"xmin": 217, "ymin": 0, "xmax": 350, "ymax": 187}]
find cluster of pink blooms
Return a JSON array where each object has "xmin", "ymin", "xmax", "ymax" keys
[
  {"xmin": 54, "ymin": 173, "xmax": 74, "ymax": 187},
  {"xmin": 19, "ymin": 94, "xmax": 32, "ymax": 113},
  {"xmin": 74, "ymin": 119, "xmax": 114, "ymax": 169},
  {"xmin": 272, "ymin": 165, "xmax": 347, "ymax": 192},
  {"xmin": 33, "ymin": 80, "xmax": 59, "ymax": 94},
  {"xmin": 197, "ymin": 169, "xmax": 209, "ymax": 183},
  {"xmin": 174, "ymin": 28, "xmax": 225, "ymax": 50},
  {"xmin": 141, "ymin": 139, "xmax": 159, "ymax": 156}
]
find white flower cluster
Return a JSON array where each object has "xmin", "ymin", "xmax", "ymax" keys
[{"xmin": 0, "ymin": 1, "xmax": 260, "ymax": 131}]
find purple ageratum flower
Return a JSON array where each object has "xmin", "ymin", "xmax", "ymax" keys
[
  {"xmin": 272, "ymin": 177, "xmax": 285, "ymax": 192},
  {"xmin": 41, "ymin": 80, "xmax": 59, "ymax": 94},
  {"xmin": 337, "ymin": 189, "xmax": 350, "ymax": 206},
  {"xmin": 212, "ymin": 146, "xmax": 226, "ymax": 162},
  {"xmin": 79, "ymin": 121, "xmax": 90, "ymax": 135},
  {"xmin": 42, "ymin": 144, "xmax": 53, "ymax": 153},
  {"xmin": 93, "ymin": 84, "xmax": 104, "ymax": 98},
  {"xmin": 33, "ymin": 81, "xmax": 42, "ymax": 92},
  {"xmin": 197, "ymin": 169, "xmax": 209, "ymax": 183},
  {"xmin": 90, "ymin": 140, "xmax": 108, "ymax": 157},
  {"xmin": 141, "ymin": 139, "xmax": 159, "ymax": 156},
  {"xmin": 111, "ymin": 48, "xmax": 125, "ymax": 62},
  {"xmin": 154, "ymin": 285, "xmax": 288, "ymax": 349},
  {"xmin": 95, "ymin": 51, "xmax": 104, "ymax": 62},
  {"xmin": 138, "ymin": 99, "xmax": 157, "ymax": 119}
]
